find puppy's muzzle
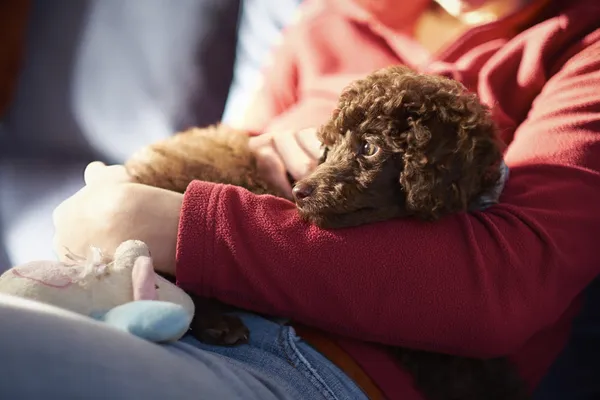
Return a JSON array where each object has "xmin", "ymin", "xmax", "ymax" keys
[{"xmin": 292, "ymin": 181, "xmax": 315, "ymax": 202}]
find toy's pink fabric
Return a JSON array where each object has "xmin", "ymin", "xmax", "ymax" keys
[
  {"xmin": 11, "ymin": 261, "xmax": 77, "ymax": 289},
  {"xmin": 132, "ymin": 256, "xmax": 158, "ymax": 301}
]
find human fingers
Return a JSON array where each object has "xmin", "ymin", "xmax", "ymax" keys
[
  {"xmin": 295, "ymin": 128, "xmax": 322, "ymax": 160},
  {"xmin": 253, "ymin": 142, "xmax": 294, "ymax": 197},
  {"xmin": 84, "ymin": 161, "xmax": 131, "ymax": 185},
  {"xmin": 271, "ymin": 130, "xmax": 317, "ymax": 181},
  {"xmin": 247, "ymin": 131, "xmax": 275, "ymax": 150}
]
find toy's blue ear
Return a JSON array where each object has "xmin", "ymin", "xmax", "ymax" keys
[{"xmin": 92, "ymin": 300, "xmax": 192, "ymax": 342}]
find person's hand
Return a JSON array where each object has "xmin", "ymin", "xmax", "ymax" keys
[
  {"xmin": 248, "ymin": 128, "xmax": 321, "ymax": 197},
  {"xmin": 52, "ymin": 162, "xmax": 182, "ymax": 275}
]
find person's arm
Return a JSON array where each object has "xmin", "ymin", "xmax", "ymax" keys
[
  {"xmin": 176, "ymin": 39, "xmax": 600, "ymax": 358},
  {"xmin": 222, "ymin": 0, "xmax": 303, "ymax": 128},
  {"xmin": 226, "ymin": 0, "xmax": 339, "ymax": 133},
  {"xmin": 228, "ymin": 20, "xmax": 300, "ymax": 134}
]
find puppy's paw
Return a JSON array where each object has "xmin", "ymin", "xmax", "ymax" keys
[{"xmin": 190, "ymin": 314, "xmax": 250, "ymax": 346}]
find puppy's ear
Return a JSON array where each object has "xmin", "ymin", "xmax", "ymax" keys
[{"xmin": 399, "ymin": 119, "xmax": 468, "ymax": 220}]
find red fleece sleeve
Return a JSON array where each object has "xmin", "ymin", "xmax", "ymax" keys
[
  {"xmin": 176, "ymin": 39, "xmax": 600, "ymax": 358},
  {"xmin": 232, "ymin": 1, "xmax": 334, "ymax": 133}
]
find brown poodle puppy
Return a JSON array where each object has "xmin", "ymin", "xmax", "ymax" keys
[
  {"xmin": 126, "ymin": 124, "xmax": 283, "ymax": 197},
  {"xmin": 125, "ymin": 66, "xmax": 525, "ymax": 400},
  {"xmin": 293, "ymin": 66, "xmax": 504, "ymax": 228}
]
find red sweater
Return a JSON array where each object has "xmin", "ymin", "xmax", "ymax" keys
[{"xmin": 176, "ymin": 0, "xmax": 600, "ymax": 398}]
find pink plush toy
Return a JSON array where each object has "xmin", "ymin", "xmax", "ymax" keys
[{"xmin": 0, "ymin": 240, "xmax": 195, "ymax": 342}]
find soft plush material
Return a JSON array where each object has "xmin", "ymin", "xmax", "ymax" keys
[{"xmin": 0, "ymin": 240, "xmax": 194, "ymax": 342}]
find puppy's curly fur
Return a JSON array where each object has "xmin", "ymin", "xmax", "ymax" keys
[
  {"xmin": 125, "ymin": 66, "xmax": 526, "ymax": 400},
  {"xmin": 126, "ymin": 124, "xmax": 283, "ymax": 197},
  {"xmin": 293, "ymin": 65, "xmax": 504, "ymax": 228}
]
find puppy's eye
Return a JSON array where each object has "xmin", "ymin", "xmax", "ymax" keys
[{"xmin": 360, "ymin": 142, "xmax": 379, "ymax": 157}]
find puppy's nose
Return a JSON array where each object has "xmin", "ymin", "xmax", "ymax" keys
[{"xmin": 292, "ymin": 182, "xmax": 314, "ymax": 200}]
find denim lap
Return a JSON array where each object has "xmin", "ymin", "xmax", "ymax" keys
[{"xmin": 180, "ymin": 313, "xmax": 369, "ymax": 400}]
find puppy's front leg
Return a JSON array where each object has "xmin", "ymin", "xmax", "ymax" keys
[{"xmin": 188, "ymin": 294, "xmax": 250, "ymax": 346}]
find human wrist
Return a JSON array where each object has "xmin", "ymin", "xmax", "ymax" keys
[
  {"xmin": 162, "ymin": 190, "xmax": 183, "ymax": 276},
  {"xmin": 159, "ymin": 189, "xmax": 183, "ymax": 276},
  {"xmin": 127, "ymin": 184, "xmax": 182, "ymax": 277}
]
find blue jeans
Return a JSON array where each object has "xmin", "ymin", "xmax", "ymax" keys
[{"xmin": 0, "ymin": 294, "xmax": 367, "ymax": 399}]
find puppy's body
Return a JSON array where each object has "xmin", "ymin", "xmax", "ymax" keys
[
  {"xmin": 127, "ymin": 125, "xmax": 281, "ymax": 196},
  {"xmin": 125, "ymin": 66, "xmax": 526, "ymax": 400}
]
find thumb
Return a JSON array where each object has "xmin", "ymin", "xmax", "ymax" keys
[
  {"xmin": 84, "ymin": 161, "xmax": 131, "ymax": 185},
  {"xmin": 253, "ymin": 146, "xmax": 293, "ymax": 199}
]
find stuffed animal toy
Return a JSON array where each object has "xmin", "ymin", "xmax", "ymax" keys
[{"xmin": 0, "ymin": 240, "xmax": 195, "ymax": 343}]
